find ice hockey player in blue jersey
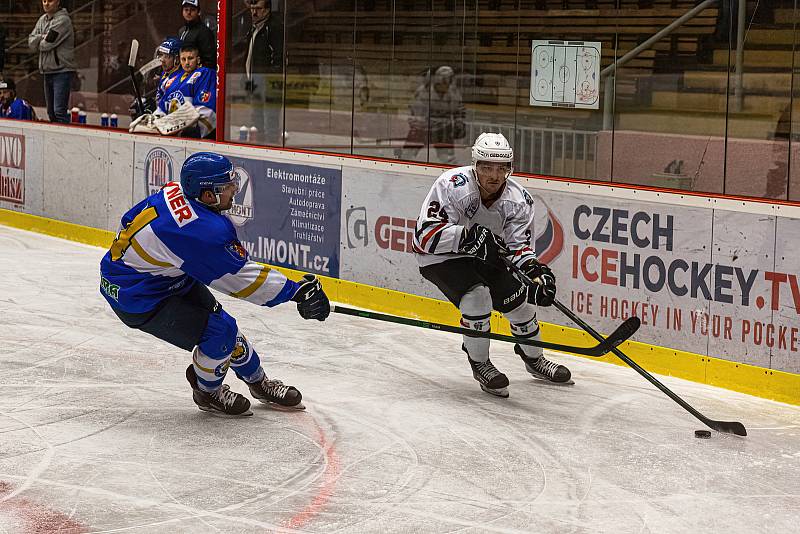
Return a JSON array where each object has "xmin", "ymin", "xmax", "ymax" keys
[
  {"xmin": 414, "ymin": 132, "xmax": 570, "ymax": 398},
  {"xmin": 154, "ymin": 44, "xmax": 216, "ymax": 138},
  {"xmin": 100, "ymin": 152, "xmax": 330, "ymax": 416},
  {"xmin": 0, "ymin": 79, "xmax": 35, "ymax": 121}
]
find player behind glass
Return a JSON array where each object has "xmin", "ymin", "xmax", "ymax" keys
[
  {"xmin": 99, "ymin": 152, "xmax": 330, "ymax": 416},
  {"xmin": 152, "ymin": 44, "xmax": 216, "ymax": 138},
  {"xmin": 414, "ymin": 132, "xmax": 570, "ymax": 397}
]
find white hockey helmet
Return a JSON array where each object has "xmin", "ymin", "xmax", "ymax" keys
[{"xmin": 471, "ymin": 132, "xmax": 514, "ymax": 167}]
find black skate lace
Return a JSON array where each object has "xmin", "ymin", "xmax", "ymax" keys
[
  {"xmin": 533, "ymin": 357, "xmax": 559, "ymax": 378},
  {"xmin": 265, "ymin": 379, "xmax": 290, "ymax": 399},
  {"xmin": 474, "ymin": 360, "xmax": 501, "ymax": 381},
  {"xmin": 212, "ymin": 385, "xmax": 238, "ymax": 408}
]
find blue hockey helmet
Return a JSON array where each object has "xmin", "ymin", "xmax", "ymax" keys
[
  {"xmin": 180, "ymin": 152, "xmax": 237, "ymax": 202},
  {"xmin": 156, "ymin": 37, "xmax": 182, "ymax": 58}
]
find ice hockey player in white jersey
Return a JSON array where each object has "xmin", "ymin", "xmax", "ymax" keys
[
  {"xmin": 100, "ymin": 152, "xmax": 330, "ymax": 416},
  {"xmin": 414, "ymin": 132, "xmax": 570, "ymax": 397}
]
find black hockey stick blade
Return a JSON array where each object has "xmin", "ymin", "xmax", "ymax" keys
[
  {"xmin": 331, "ymin": 305, "xmax": 627, "ymax": 357},
  {"xmin": 706, "ymin": 419, "xmax": 747, "ymax": 436},
  {"xmin": 599, "ymin": 316, "xmax": 641, "ymax": 352}
]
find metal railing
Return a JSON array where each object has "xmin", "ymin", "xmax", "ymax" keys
[{"xmin": 468, "ymin": 121, "xmax": 597, "ymax": 179}]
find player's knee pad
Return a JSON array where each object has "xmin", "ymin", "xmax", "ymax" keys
[
  {"xmin": 229, "ymin": 331, "xmax": 262, "ymax": 383},
  {"xmin": 503, "ymin": 300, "xmax": 542, "ymax": 358},
  {"xmin": 459, "ymin": 285, "xmax": 491, "ymax": 362},
  {"xmin": 198, "ymin": 308, "xmax": 238, "ymax": 359},
  {"xmin": 192, "ymin": 346, "xmax": 230, "ymax": 392}
]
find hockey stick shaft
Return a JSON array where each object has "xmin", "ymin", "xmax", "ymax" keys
[
  {"xmin": 331, "ymin": 304, "xmax": 628, "ymax": 357},
  {"xmin": 503, "ymin": 257, "xmax": 746, "ymax": 436},
  {"xmin": 128, "ymin": 39, "xmax": 144, "ymax": 118}
]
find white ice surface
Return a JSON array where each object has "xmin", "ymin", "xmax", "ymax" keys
[{"xmin": 0, "ymin": 224, "xmax": 799, "ymax": 534}]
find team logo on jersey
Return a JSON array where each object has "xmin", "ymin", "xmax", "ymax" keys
[
  {"xmin": 532, "ymin": 195, "xmax": 564, "ymax": 264},
  {"xmin": 166, "ymin": 91, "xmax": 186, "ymax": 108},
  {"xmin": 188, "ymin": 71, "xmax": 202, "ymax": 84},
  {"xmin": 228, "ymin": 166, "xmax": 254, "ymax": 227},
  {"xmin": 199, "ymin": 91, "xmax": 210, "ymax": 103},
  {"xmin": 231, "ymin": 335, "xmax": 249, "ymax": 362},
  {"xmin": 450, "ymin": 173, "xmax": 467, "ymax": 187},
  {"xmin": 144, "ymin": 147, "xmax": 174, "ymax": 196},
  {"xmin": 225, "ymin": 240, "xmax": 248, "ymax": 261},
  {"xmin": 465, "ymin": 197, "xmax": 479, "ymax": 219}
]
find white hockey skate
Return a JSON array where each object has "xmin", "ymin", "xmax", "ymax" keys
[{"xmin": 515, "ymin": 345, "xmax": 573, "ymax": 385}]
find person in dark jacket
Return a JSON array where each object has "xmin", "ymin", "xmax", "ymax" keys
[
  {"xmin": 28, "ymin": 0, "xmax": 76, "ymax": 123},
  {"xmin": 177, "ymin": 0, "xmax": 216, "ymax": 69},
  {"xmin": 241, "ymin": 0, "xmax": 284, "ymax": 145},
  {"xmin": 0, "ymin": 22, "xmax": 7, "ymax": 75}
]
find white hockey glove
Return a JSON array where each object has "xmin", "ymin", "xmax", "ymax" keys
[
  {"xmin": 129, "ymin": 113, "xmax": 158, "ymax": 134},
  {"xmin": 154, "ymin": 101, "xmax": 200, "ymax": 136}
]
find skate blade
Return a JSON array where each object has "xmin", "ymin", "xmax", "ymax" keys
[
  {"xmin": 479, "ymin": 384, "xmax": 509, "ymax": 398},
  {"xmin": 254, "ymin": 399, "xmax": 306, "ymax": 411},
  {"xmin": 197, "ymin": 406, "xmax": 254, "ymax": 417},
  {"xmin": 526, "ymin": 373, "xmax": 574, "ymax": 386}
]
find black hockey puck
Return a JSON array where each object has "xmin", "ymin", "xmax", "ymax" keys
[{"xmin": 695, "ymin": 430, "xmax": 712, "ymax": 439}]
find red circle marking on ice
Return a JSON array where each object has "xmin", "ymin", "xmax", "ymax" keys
[
  {"xmin": 0, "ymin": 481, "xmax": 88, "ymax": 534},
  {"xmin": 283, "ymin": 417, "xmax": 340, "ymax": 530}
]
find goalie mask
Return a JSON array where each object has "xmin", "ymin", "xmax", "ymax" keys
[
  {"xmin": 180, "ymin": 152, "xmax": 239, "ymax": 208},
  {"xmin": 472, "ymin": 132, "xmax": 513, "ymax": 197}
]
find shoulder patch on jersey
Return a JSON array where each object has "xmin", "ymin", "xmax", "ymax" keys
[
  {"xmin": 449, "ymin": 173, "xmax": 468, "ymax": 187},
  {"xmin": 162, "ymin": 181, "xmax": 198, "ymax": 227},
  {"xmin": 188, "ymin": 71, "xmax": 202, "ymax": 84},
  {"xmin": 522, "ymin": 189, "xmax": 534, "ymax": 206},
  {"xmin": 199, "ymin": 91, "xmax": 211, "ymax": 103},
  {"xmin": 225, "ymin": 240, "xmax": 248, "ymax": 262}
]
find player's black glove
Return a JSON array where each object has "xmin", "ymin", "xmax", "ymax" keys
[
  {"xmin": 291, "ymin": 274, "xmax": 330, "ymax": 321},
  {"xmin": 521, "ymin": 259, "xmax": 556, "ymax": 306},
  {"xmin": 459, "ymin": 224, "xmax": 502, "ymax": 265}
]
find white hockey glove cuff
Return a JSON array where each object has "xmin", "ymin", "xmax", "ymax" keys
[{"xmin": 129, "ymin": 113, "xmax": 158, "ymax": 134}]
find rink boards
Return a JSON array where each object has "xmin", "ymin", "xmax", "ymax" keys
[{"xmin": 1, "ymin": 120, "xmax": 798, "ymax": 405}]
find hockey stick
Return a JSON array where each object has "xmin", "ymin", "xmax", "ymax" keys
[
  {"xmin": 128, "ymin": 39, "xmax": 144, "ymax": 118},
  {"xmin": 330, "ymin": 304, "xmax": 638, "ymax": 357},
  {"xmin": 501, "ymin": 256, "xmax": 747, "ymax": 436}
]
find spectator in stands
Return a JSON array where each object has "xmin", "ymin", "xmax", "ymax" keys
[
  {"xmin": 241, "ymin": 0, "xmax": 284, "ymax": 145},
  {"xmin": 28, "ymin": 0, "xmax": 76, "ymax": 123},
  {"xmin": 0, "ymin": 79, "xmax": 36, "ymax": 120},
  {"xmin": 397, "ymin": 65, "xmax": 466, "ymax": 165},
  {"xmin": 178, "ymin": 0, "xmax": 216, "ymax": 69}
]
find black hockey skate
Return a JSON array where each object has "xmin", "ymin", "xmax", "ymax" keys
[
  {"xmin": 247, "ymin": 375, "xmax": 305, "ymax": 411},
  {"xmin": 185, "ymin": 365, "xmax": 253, "ymax": 416},
  {"xmin": 514, "ymin": 345, "xmax": 573, "ymax": 385},
  {"xmin": 463, "ymin": 345, "xmax": 510, "ymax": 398}
]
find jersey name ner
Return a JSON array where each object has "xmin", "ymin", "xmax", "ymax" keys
[{"xmin": 163, "ymin": 181, "xmax": 198, "ymax": 226}]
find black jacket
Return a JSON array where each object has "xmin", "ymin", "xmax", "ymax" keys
[
  {"xmin": 177, "ymin": 20, "xmax": 216, "ymax": 69},
  {"xmin": 244, "ymin": 14, "xmax": 284, "ymax": 75}
]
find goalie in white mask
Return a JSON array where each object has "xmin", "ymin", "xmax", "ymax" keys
[{"xmin": 414, "ymin": 132, "xmax": 571, "ymax": 397}]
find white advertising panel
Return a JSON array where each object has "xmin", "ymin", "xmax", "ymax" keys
[{"xmin": 0, "ymin": 125, "xmax": 44, "ymax": 216}]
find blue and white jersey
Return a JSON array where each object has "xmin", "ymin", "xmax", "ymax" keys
[
  {"xmin": 0, "ymin": 98, "xmax": 34, "ymax": 120},
  {"xmin": 154, "ymin": 65, "xmax": 181, "ymax": 106},
  {"xmin": 154, "ymin": 66, "xmax": 217, "ymax": 137},
  {"xmin": 100, "ymin": 181, "xmax": 298, "ymax": 314}
]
